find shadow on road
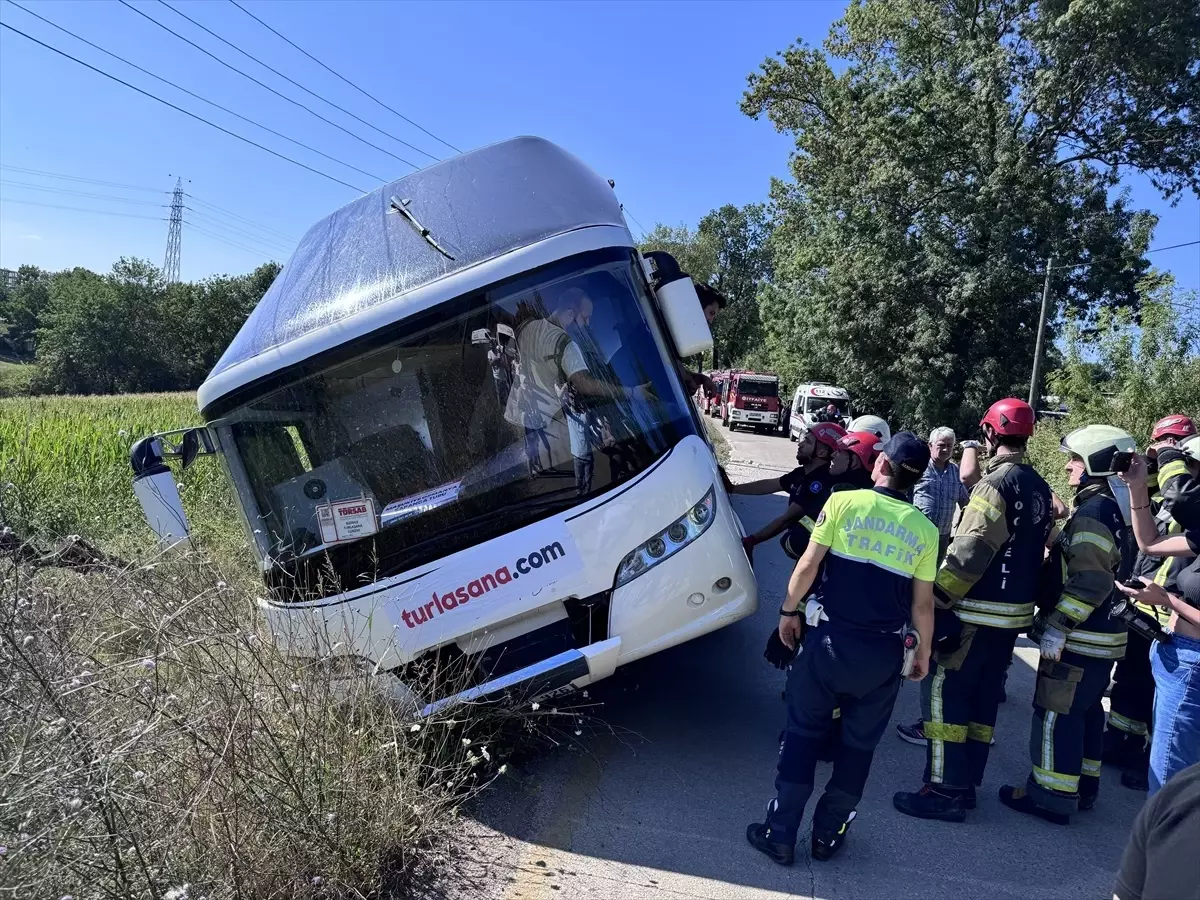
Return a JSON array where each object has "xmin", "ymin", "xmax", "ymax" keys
[{"xmin": 470, "ymin": 493, "xmax": 1144, "ymax": 900}]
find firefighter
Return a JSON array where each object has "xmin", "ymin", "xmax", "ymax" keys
[
  {"xmin": 1145, "ymin": 415, "xmax": 1196, "ymax": 508},
  {"xmin": 893, "ymin": 398, "xmax": 1055, "ymax": 822},
  {"xmin": 735, "ymin": 423, "xmax": 847, "ymax": 558},
  {"xmin": 747, "ymin": 433, "xmax": 937, "ymax": 865},
  {"xmin": 999, "ymin": 425, "xmax": 1138, "ymax": 824},
  {"xmin": 1106, "ymin": 422, "xmax": 1199, "ymax": 790}
]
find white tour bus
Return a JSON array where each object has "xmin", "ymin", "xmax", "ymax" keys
[{"xmin": 131, "ymin": 137, "xmax": 757, "ymax": 714}]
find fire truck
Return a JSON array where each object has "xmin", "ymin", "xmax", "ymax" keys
[{"xmin": 721, "ymin": 370, "xmax": 783, "ymax": 433}]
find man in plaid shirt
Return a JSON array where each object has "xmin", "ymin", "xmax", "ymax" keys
[{"xmin": 913, "ymin": 427, "xmax": 970, "ymax": 564}]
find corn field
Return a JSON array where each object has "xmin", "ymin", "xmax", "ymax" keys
[{"xmin": 0, "ymin": 393, "xmax": 242, "ymax": 559}]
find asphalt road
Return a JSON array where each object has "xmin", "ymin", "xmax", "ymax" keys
[{"xmin": 470, "ymin": 423, "xmax": 1144, "ymax": 900}]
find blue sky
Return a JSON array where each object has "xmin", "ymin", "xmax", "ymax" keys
[{"xmin": 1, "ymin": 0, "xmax": 1196, "ymax": 294}]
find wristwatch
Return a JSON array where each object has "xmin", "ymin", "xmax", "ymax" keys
[{"xmin": 779, "ymin": 607, "xmax": 802, "ymax": 617}]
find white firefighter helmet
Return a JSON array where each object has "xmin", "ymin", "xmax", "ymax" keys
[
  {"xmin": 848, "ymin": 415, "xmax": 891, "ymax": 443},
  {"xmin": 1179, "ymin": 433, "xmax": 1200, "ymax": 463},
  {"xmin": 1059, "ymin": 424, "xmax": 1137, "ymax": 476}
]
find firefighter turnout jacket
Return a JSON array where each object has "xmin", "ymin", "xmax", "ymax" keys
[
  {"xmin": 936, "ymin": 453, "xmax": 1055, "ymax": 629},
  {"xmin": 1041, "ymin": 484, "xmax": 1134, "ymax": 660},
  {"xmin": 1131, "ymin": 448, "xmax": 1193, "ymax": 624}
]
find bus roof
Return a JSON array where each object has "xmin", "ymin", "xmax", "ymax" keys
[{"xmin": 200, "ymin": 136, "xmax": 629, "ymax": 410}]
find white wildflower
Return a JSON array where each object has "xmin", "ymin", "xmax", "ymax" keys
[
  {"xmin": 531, "ymin": 702, "xmax": 540, "ymax": 711},
  {"xmin": 51, "ymin": 614, "xmax": 61, "ymax": 623},
  {"xmin": 461, "ymin": 737, "xmax": 471, "ymax": 747},
  {"xmin": 133, "ymin": 771, "xmax": 146, "ymax": 780},
  {"xmin": 64, "ymin": 797, "xmax": 83, "ymax": 812},
  {"xmin": 21, "ymin": 635, "xmax": 33, "ymax": 647},
  {"xmin": 575, "ymin": 730, "xmax": 582, "ymax": 736},
  {"xmin": 409, "ymin": 723, "xmax": 421, "ymax": 733},
  {"xmin": 140, "ymin": 658, "xmax": 157, "ymax": 671},
  {"xmin": 216, "ymin": 581, "xmax": 227, "ymax": 590},
  {"xmin": 582, "ymin": 690, "xmax": 589, "ymax": 698},
  {"xmin": 163, "ymin": 885, "xmax": 190, "ymax": 900},
  {"xmin": 118, "ymin": 429, "xmax": 128, "ymax": 437},
  {"xmin": 325, "ymin": 812, "xmax": 335, "ymax": 822},
  {"xmin": 480, "ymin": 746, "xmax": 491, "ymax": 762},
  {"xmin": 498, "ymin": 764, "xmax": 508, "ymax": 775},
  {"xmin": 551, "ymin": 708, "xmax": 558, "ymax": 714},
  {"xmin": 311, "ymin": 876, "xmax": 324, "ymax": 886},
  {"xmin": 289, "ymin": 682, "xmax": 301, "ymax": 693}
]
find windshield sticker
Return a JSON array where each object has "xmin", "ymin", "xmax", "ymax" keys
[
  {"xmin": 381, "ymin": 481, "xmax": 462, "ymax": 528},
  {"xmin": 315, "ymin": 497, "xmax": 378, "ymax": 543}
]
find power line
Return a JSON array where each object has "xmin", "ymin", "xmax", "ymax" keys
[
  {"xmin": 183, "ymin": 206, "xmax": 292, "ymax": 251},
  {"xmin": 228, "ymin": 0, "xmax": 461, "ymax": 155},
  {"xmin": 0, "ymin": 198, "xmax": 166, "ymax": 221},
  {"xmin": 157, "ymin": 0, "xmax": 439, "ymax": 163},
  {"xmin": 0, "ymin": 21, "xmax": 369, "ymax": 193},
  {"xmin": 0, "ymin": 163, "xmax": 166, "ymax": 193},
  {"xmin": 622, "ymin": 205, "xmax": 649, "ymax": 240},
  {"xmin": 116, "ymin": 0, "xmax": 419, "ymax": 171},
  {"xmin": 0, "ymin": 179, "xmax": 168, "ymax": 206},
  {"xmin": 185, "ymin": 194, "xmax": 296, "ymax": 242},
  {"xmin": 1056, "ymin": 239, "xmax": 1200, "ymax": 272},
  {"xmin": 4, "ymin": 1, "xmax": 389, "ymax": 186},
  {"xmin": 185, "ymin": 219, "xmax": 280, "ymax": 258}
]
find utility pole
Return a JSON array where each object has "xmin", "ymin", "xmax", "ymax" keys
[
  {"xmin": 1028, "ymin": 255, "xmax": 1053, "ymax": 409},
  {"xmin": 163, "ymin": 176, "xmax": 184, "ymax": 283}
]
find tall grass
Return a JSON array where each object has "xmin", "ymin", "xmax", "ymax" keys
[
  {"xmin": 0, "ymin": 394, "xmax": 244, "ymax": 561},
  {"xmin": 0, "ymin": 547, "xmax": 538, "ymax": 899}
]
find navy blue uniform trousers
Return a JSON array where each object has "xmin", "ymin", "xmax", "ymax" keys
[{"xmin": 767, "ymin": 624, "xmax": 904, "ymax": 844}]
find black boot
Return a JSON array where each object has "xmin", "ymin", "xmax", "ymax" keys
[
  {"xmin": 811, "ymin": 810, "xmax": 856, "ymax": 862},
  {"xmin": 998, "ymin": 785, "xmax": 1069, "ymax": 826},
  {"xmin": 1121, "ymin": 768, "xmax": 1149, "ymax": 792},
  {"xmin": 964, "ymin": 784, "xmax": 977, "ymax": 810},
  {"xmin": 745, "ymin": 823, "xmax": 794, "ymax": 866},
  {"xmin": 892, "ymin": 784, "xmax": 967, "ymax": 822}
]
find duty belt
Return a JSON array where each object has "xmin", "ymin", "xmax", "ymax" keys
[{"xmin": 954, "ymin": 597, "xmax": 1035, "ymax": 630}]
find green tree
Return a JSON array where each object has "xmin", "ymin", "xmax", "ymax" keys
[
  {"xmin": 35, "ymin": 259, "xmax": 174, "ymax": 395},
  {"xmin": 699, "ymin": 204, "xmax": 773, "ymax": 367},
  {"xmin": 0, "ymin": 265, "xmax": 51, "ymax": 357},
  {"xmin": 742, "ymin": 0, "xmax": 1200, "ymax": 434},
  {"xmin": 1030, "ymin": 274, "xmax": 1200, "ymax": 497}
]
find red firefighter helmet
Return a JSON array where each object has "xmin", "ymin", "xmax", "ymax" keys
[
  {"xmin": 980, "ymin": 398, "xmax": 1036, "ymax": 437},
  {"xmin": 838, "ymin": 430, "xmax": 884, "ymax": 470},
  {"xmin": 808, "ymin": 422, "xmax": 847, "ymax": 450},
  {"xmin": 1151, "ymin": 414, "xmax": 1197, "ymax": 441}
]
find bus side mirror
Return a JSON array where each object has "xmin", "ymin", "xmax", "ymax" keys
[
  {"xmin": 649, "ymin": 277, "xmax": 713, "ymax": 360},
  {"xmin": 129, "ymin": 428, "xmax": 216, "ymax": 546},
  {"xmin": 131, "ymin": 437, "xmax": 191, "ymax": 546}
]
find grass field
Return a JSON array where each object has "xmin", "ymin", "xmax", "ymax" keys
[
  {"xmin": 0, "ymin": 392, "xmax": 247, "ymax": 562},
  {"xmin": 0, "ymin": 360, "xmax": 35, "ymax": 398}
]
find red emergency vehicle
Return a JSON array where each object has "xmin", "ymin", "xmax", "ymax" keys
[{"xmin": 721, "ymin": 371, "xmax": 783, "ymax": 433}]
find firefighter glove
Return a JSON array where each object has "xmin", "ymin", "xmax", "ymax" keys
[{"xmin": 1039, "ymin": 625, "xmax": 1067, "ymax": 661}]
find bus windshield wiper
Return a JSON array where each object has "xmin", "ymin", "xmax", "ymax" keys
[{"xmin": 389, "ymin": 195, "xmax": 455, "ymax": 260}]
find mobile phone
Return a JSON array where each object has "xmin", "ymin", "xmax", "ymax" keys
[{"xmin": 1112, "ymin": 450, "xmax": 1134, "ymax": 473}]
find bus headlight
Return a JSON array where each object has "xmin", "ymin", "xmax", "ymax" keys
[{"xmin": 614, "ymin": 487, "xmax": 716, "ymax": 588}]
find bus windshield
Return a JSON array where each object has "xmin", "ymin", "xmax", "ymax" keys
[
  {"xmin": 737, "ymin": 379, "xmax": 778, "ymax": 398},
  {"xmin": 217, "ymin": 248, "xmax": 696, "ymax": 598}
]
